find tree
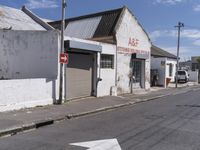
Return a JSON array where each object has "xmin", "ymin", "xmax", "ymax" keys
[
  {"xmin": 196, "ymin": 57, "xmax": 200, "ymax": 83},
  {"xmin": 197, "ymin": 57, "xmax": 200, "ymax": 64}
]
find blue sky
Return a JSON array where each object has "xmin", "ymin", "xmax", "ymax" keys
[{"xmin": 1, "ymin": 0, "xmax": 200, "ymax": 60}]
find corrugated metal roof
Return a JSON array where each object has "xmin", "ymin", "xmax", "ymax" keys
[
  {"xmin": 64, "ymin": 16, "xmax": 102, "ymax": 39},
  {"xmin": 93, "ymin": 11, "xmax": 121, "ymax": 38},
  {"xmin": 49, "ymin": 7, "xmax": 123, "ymax": 40},
  {"xmin": 49, "ymin": 7, "xmax": 151, "ymax": 44},
  {"xmin": 151, "ymin": 45, "xmax": 177, "ymax": 59},
  {"xmin": 0, "ymin": 5, "xmax": 45, "ymax": 30}
]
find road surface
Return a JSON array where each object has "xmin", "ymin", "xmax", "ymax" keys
[{"xmin": 0, "ymin": 88, "xmax": 200, "ymax": 150}]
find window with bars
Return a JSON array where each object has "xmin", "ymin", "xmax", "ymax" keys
[{"xmin": 100, "ymin": 54, "xmax": 114, "ymax": 69}]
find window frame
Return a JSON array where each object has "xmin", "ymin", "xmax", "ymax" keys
[{"xmin": 100, "ymin": 54, "xmax": 114, "ymax": 69}]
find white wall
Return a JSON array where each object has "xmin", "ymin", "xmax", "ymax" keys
[
  {"xmin": 0, "ymin": 30, "xmax": 59, "ymax": 112},
  {"xmin": 115, "ymin": 8, "xmax": 151, "ymax": 94},
  {"xmin": 151, "ymin": 57, "xmax": 166, "ymax": 86},
  {"xmin": 0, "ymin": 30, "xmax": 58, "ymax": 79},
  {"xmin": 0, "ymin": 78, "xmax": 59, "ymax": 111},
  {"xmin": 64, "ymin": 36, "xmax": 116, "ymax": 97},
  {"xmin": 188, "ymin": 70, "xmax": 199, "ymax": 82},
  {"xmin": 151, "ymin": 57, "xmax": 177, "ymax": 87},
  {"xmin": 165, "ymin": 58, "xmax": 177, "ymax": 82},
  {"xmin": 97, "ymin": 43, "xmax": 116, "ymax": 97}
]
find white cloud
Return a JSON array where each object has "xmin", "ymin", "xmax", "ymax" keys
[
  {"xmin": 153, "ymin": 0, "xmax": 185, "ymax": 5},
  {"xmin": 194, "ymin": 4, "xmax": 200, "ymax": 12},
  {"xmin": 163, "ymin": 46, "xmax": 190, "ymax": 54},
  {"xmin": 150, "ymin": 29, "xmax": 200, "ymax": 40},
  {"xmin": 181, "ymin": 29, "xmax": 200, "ymax": 38},
  {"xmin": 161, "ymin": 46, "xmax": 195, "ymax": 60},
  {"xmin": 149, "ymin": 30, "xmax": 162, "ymax": 41},
  {"xmin": 149, "ymin": 30, "xmax": 176, "ymax": 40},
  {"xmin": 26, "ymin": 0, "xmax": 58, "ymax": 9},
  {"xmin": 193, "ymin": 39, "xmax": 200, "ymax": 46}
]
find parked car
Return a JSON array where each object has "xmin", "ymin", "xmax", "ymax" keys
[{"xmin": 175, "ymin": 70, "xmax": 189, "ymax": 83}]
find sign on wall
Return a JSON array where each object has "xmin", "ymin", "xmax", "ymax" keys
[
  {"xmin": 60, "ymin": 53, "xmax": 68, "ymax": 64},
  {"xmin": 0, "ymin": 30, "xmax": 58, "ymax": 79}
]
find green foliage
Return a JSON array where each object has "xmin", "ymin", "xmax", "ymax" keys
[{"xmin": 197, "ymin": 57, "xmax": 200, "ymax": 64}]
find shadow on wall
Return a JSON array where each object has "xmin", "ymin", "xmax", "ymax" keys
[{"xmin": 46, "ymin": 78, "xmax": 57, "ymax": 104}]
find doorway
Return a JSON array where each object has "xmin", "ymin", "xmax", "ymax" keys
[{"xmin": 132, "ymin": 59, "xmax": 143, "ymax": 89}]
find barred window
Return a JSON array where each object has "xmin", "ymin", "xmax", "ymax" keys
[{"xmin": 100, "ymin": 54, "xmax": 114, "ymax": 69}]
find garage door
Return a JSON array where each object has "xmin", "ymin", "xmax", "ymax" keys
[{"xmin": 65, "ymin": 52, "xmax": 93, "ymax": 100}]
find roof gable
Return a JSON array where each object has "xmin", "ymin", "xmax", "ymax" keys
[
  {"xmin": 114, "ymin": 7, "xmax": 151, "ymax": 44},
  {"xmin": 151, "ymin": 45, "xmax": 177, "ymax": 59},
  {"xmin": 49, "ymin": 7, "xmax": 124, "ymax": 43}
]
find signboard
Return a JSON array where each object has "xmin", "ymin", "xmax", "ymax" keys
[{"xmin": 60, "ymin": 53, "xmax": 68, "ymax": 64}]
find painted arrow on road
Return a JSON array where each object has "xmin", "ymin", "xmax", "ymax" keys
[{"xmin": 70, "ymin": 138, "xmax": 122, "ymax": 150}]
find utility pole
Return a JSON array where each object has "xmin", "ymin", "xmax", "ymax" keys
[
  {"xmin": 175, "ymin": 22, "xmax": 184, "ymax": 88},
  {"xmin": 57, "ymin": 0, "xmax": 66, "ymax": 104}
]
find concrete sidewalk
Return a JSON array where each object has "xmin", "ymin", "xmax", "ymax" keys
[{"xmin": 0, "ymin": 85, "xmax": 199, "ymax": 138}]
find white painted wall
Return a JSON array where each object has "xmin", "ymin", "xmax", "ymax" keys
[
  {"xmin": 97, "ymin": 43, "xmax": 116, "ymax": 97},
  {"xmin": 0, "ymin": 78, "xmax": 59, "ymax": 111},
  {"xmin": 0, "ymin": 30, "xmax": 58, "ymax": 79},
  {"xmin": 64, "ymin": 36, "xmax": 116, "ymax": 97},
  {"xmin": 165, "ymin": 58, "xmax": 177, "ymax": 82},
  {"xmin": 151, "ymin": 57, "xmax": 177, "ymax": 87},
  {"xmin": 0, "ymin": 30, "xmax": 59, "ymax": 112},
  {"xmin": 188, "ymin": 70, "xmax": 199, "ymax": 82},
  {"xmin": 151, "ymin": 57, "xmax": 166, "ymax": 86},
  {"xmin": 115, "ymin": 8, "xmax": 151, "ymax": 94}
]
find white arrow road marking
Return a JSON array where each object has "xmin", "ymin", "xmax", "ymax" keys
[{"xmin": 70, "ymin": 138, "xmax": 122, "ymax": 150}]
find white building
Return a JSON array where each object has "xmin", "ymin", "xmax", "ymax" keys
[
  {"xmin": 0, "ymin": 5, "xmax": 152, "ymax": 111},
  {"xmin": 151, "ymin": 45, "xmax": 177, "ymax": 87},
  {"xmin": 50, "ymin": 6, "xmax": 151, "ymax": 99},
  {"xmin": 0, "ymin": 5, "xmax": 60, "ymax": 111}
]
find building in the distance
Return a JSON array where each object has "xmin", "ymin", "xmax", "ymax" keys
[
  {"xmin": 151, "ymin": 45, "xmax": 177, "ymax": 87},
  {"xmin": 179, "ymin": 60, "xmax": 192, "ymax": 71},
  {"xmin": 191, "ymin": 56, "xmax": 200, "ymax": 71}
]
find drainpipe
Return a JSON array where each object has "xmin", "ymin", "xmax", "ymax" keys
[
  {"xmin": 98, "ymin": 51, "xmax": 102, "ymax": 81},
  {"xmin": 96, "ymin": 51, "xmax": 102, "ymax": 97},
  {"xmin": 114, "ymin": 34, "xmax": 118, "ymax": 87}
]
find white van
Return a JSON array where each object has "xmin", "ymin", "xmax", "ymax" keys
[{"xmin": 176, "ymin": 70, "xmax": 189, "ymax": 83}]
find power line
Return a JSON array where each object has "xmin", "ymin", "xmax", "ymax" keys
[{"xmin": 184, "ymin": 24, "xmax": 200, "ymax": 30}]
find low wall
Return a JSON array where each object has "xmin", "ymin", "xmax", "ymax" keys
[
  {"xmin": 0, "ymin": 78, "xmax": 59, "ymax": 112},
  {"xmin": 188, "ymin": 70, "xmax": 199, "ymax": 82}
]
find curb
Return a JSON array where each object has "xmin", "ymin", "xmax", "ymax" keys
[
  {"xmin": 66, "ymin": 102, "xmax": 135, "ymax": 119},
  {"xmin": 0, "ymin": 123, "xmax": 36, "ymax": 138},
  {"xmin": 0, "ymin": 87, "xmax": 196, "ymax": 138},
  {"xmin": 0, "ymin": 119, "xmax": 54, "ymax": 138}
]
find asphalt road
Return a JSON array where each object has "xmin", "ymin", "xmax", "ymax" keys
[{"xmin": 1, "ymin": 89, "xmax": 200, "ymax": 150}]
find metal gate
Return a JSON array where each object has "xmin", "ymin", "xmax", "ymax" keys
[{"xmin": 65, "ymin": 52, "xmax": 94, "ymax": 100}]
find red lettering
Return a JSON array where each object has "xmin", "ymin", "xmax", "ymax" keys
[{"xmin": 128, "ymin": 38, "xmax": 139, "ymax": 47}]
